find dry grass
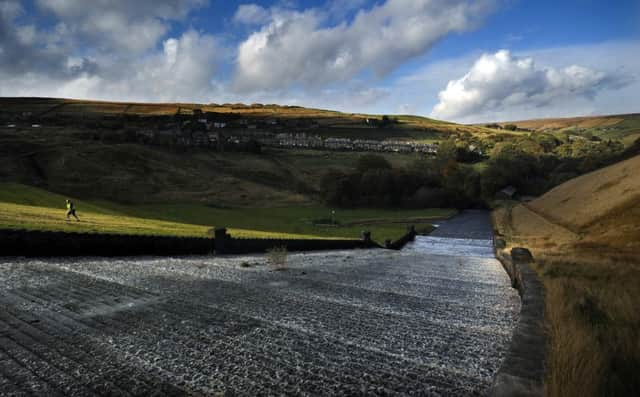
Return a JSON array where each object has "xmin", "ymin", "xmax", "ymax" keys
[
  {"xmin": 496, "ymin": 208, "xmax": 640, "ymax": 396},
  {"xmin": 493, "ymin": 157, "xmax": 640, "ymax": 396},
  {"xmin": 499, "ymin": 115, "xmax": 628, "ymax": 131},
  {"xmin": 0, "ymin": 97, "xmax": 494, "ymax": 137},
  {"xmin": 266, "ymin": 246, "xmax": 288, "ymax": 271},
  {"xmin": 528, "ymin": 155, "xmax": 640, "ymax": 232},
  {"xmin": 537, "ymin": 258, "xmax": 640, "ymax": 397}
]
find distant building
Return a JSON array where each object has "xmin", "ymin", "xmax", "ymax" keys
[{"xmin": 495, "ymin": 186, "xmax": 517, "ymax": 200}]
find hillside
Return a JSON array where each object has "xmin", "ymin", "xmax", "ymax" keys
[
  {"xmin": 0, "ymin": 123, "xmax": 429, "ymax": 205},
  {"xmin": 0, "ymin": 183, "xmax": 452, "ymax": 242},
  {"xmin": 0, "ymin": 97, "xmax": 491, "ymax": 206},
  {"xmin": 0, "ymin": 182, "xmax": 304, "ymax": 238},
  {"xmin": 1, "ymin": 97, "xmax": 634, "ymax": 210},
  {"xmin": 487, "ymin": 113, "xmax": 640, "ymax": 146},
  {"xmin": 493, "ymin": 155, "xmax": 640, "ymax": 397},
  {"xmin": 497, "ymin": 154, "xmax": 640, "ymax": 261},
  {"xmin": 0, "ymin": 97, "xmax": 491, "ymax": 139},
  {"xmin": 529, "ymin": 155, "xmax": 639, "ymax": 230}
]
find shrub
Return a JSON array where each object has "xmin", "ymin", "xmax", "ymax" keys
[
  {"xmin": 355, "ymin": 154, "xmax": 392, "ymax": 173},
  {"xmin": 504, "ymin": 124, "xmax": 518, "ymax": 131},
  {"xmin": 267, "ymin": 246, "xmax": 288, "ymax": 271}
]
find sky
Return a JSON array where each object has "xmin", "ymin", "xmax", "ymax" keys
[{"xmin": 1, "ymin": 0, "xmax": 639, "ymax": 123}]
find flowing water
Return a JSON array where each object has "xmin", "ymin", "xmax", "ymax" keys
[{"xmin": 0, "ymin": 223, "xmax": 520, "ymax": 395}]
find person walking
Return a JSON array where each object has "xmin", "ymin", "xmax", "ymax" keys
[{"xmin": 66, "ymin": 199, "xmax": 80, "ymax": 221}]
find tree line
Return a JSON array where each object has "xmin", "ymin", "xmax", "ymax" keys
[{"xmin": 319, "ymin": 134, "xmax": 638, "ymax": 209}]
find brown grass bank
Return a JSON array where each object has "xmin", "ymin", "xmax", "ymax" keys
[{"xmin": 493, "ymin": 155, "xmax": 640, "ymax": 397}]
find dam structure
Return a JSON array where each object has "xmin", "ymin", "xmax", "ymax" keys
[{"xmin": 0, "ymin": 211, "xmax": 519, "ymax": 395}]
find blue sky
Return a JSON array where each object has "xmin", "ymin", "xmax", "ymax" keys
[{"xmin": 1, "ymin": 0, "xmax": 638, "ymax": 122}]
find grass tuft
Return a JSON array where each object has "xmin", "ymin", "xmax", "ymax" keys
[{"xmin": 267, "ymin": 246, "xmax": 288, "ymax": 271}]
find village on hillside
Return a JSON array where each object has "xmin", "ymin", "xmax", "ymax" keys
[{"xmin": 2, "ymin": 106, "xmax": 441, "ymax": 154}]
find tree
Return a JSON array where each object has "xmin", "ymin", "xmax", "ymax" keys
[
  {"xmin": 504, "ymin": 124, "xmax": 518, "ymax": 131},
  {"xmin": 320, "ymin": 170, "xmax": 356, "ymax": 207}
]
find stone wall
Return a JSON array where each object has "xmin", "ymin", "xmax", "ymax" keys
[
  {"xmin": 213, "ymin": 228, "xmax": 380, "ymax": 255},
  {"xmin": 1, "ymin": 227, "xmax": 391, "ymax": 257},
  {"xmin": 384, "ymin": 226, "xmax": 417, "ymax": 250},
  {"xmin": 491, "ymin": 242, "xmax": 546, "ymax": 397},
  {"xmin": 0, "ymin": 229, "xmax": 213, "ymax": 257}
]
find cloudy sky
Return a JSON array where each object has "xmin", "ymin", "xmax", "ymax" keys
[{"xmin": 1, "ymin": 0, "xmax": 638, "ymax": 122}]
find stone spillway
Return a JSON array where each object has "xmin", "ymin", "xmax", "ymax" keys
[{"xmin": 0, "ymin": 215, "xmax": 519, "ymax": 395}]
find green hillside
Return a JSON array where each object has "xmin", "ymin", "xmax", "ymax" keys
[
  {"xmin": 485, "ymin": 113, "xmax": 640, "ymax": 147},
  {"xmin": 0, "ymin": 121, "xmax": 426, "ymax": 206},
  {"xmin": 0, "ymin": 183, "xmax": 453, "ymax": 241},
  {"xmin": 1, "ymin": 97, "xmax": 634, "ymax": 241}
]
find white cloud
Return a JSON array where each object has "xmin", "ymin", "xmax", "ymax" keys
[
  {"xmin": 0, "ymin": 0, "xmax": 21, "ymax": 19},
  {"xmin": 0, "ymin": 30, "xmax": 221, "ymax": 103},
  {"xmin": 0, "ymin": 0, "xmax": 221, "ymax": 103},
  {"xmin": 123, "ymin": 30, "xmax": 220, "ymax": 102},
  {"xmin": 234, "ymin": 4, "xmax": 271, "ymax": 25},
  {"xmin": 233, "ymin": 0, "xmax": 495, "ymax": 92},
  {"xmin": 36, "ymin": 0, "xmax": 207, "ymax": 53},
  {"xmin": 2, "ymin": 0, "xmax": 638, "ymax": 123},
  {"xmin": 326, "ymin": 0, "xmax": 368, "ymax": 19},
  {"xmin": 207, "ymin": 80, "xmax": 391, "ymax": 115},
  {"xmin": 0, "ymin": 0, "xmax": 74, "ymax": 77},
  {"xmin": 431, "ymin": 49, "xmax": 633, "ymax": 121}
]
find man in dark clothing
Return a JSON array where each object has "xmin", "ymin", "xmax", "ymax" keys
[{"xmin": 66, "ymin": 199, "xmax": 80, "ymax": 221}]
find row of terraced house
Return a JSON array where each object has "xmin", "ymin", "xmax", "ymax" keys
[
  {"xmin": 264, "ymin": 133, "xmax": 438, "ymax": 153},
  {"xmin": 133, "ymin": 127, "xmax": 438, "ymax": 154}
]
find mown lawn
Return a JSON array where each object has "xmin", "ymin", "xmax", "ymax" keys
[{"xmin": 0, "ymin": 183, "xmax": 455, "ymax": 242}]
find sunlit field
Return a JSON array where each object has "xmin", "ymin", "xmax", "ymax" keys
[{"xmin": 0, "ymin": 183, "xmax": 453, "ymax": 242}]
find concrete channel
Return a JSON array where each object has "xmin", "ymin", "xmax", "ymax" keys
[{"xmin": 0, "ymin": 211, "xmax": 520, "ymax": 396}]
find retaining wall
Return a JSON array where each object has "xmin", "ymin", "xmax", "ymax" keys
[
  {"xmin": 213, "ymin": 228, "xmax": 380, "ymax": 254},
  {"xmin": 1, "ymin": 227, "xmax": 393, "ymax": 257},
  {"xmin": 491, "ymin": 242, "xmax": 546, "ymax": 397},
  {"xmin": 384, "ymin": 226, "xmax": 417, "ymax": 250},
  {"xmin": 0, "ymin": 229, "xmax": 213, "ymax": 257}
]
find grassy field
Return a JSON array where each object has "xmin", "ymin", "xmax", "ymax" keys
[
  {"xmin": 0, "ymin": 183, "xmax": 454, "ymax": 242},
  {"xmin": 493, "ymin": 155, "xmax": 640, "ymax": 397}
]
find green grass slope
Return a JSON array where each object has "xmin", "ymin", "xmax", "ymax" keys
[{"xmin": 0, "ymin": 183, "xmax": 454, "ymax": 242}]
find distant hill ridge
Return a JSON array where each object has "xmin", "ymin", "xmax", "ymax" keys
[
  {"xmin": 529, "ymin": 155, "xmax": 640, "ymax": 231},
  {"xmin": 486, "ymin": 113, "xmax": 640, "ymax": 131}
]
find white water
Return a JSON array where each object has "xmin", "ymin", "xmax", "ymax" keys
[{"xmin": 405, "ymin": 236, "xmax": 495, "ymax": 258}]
